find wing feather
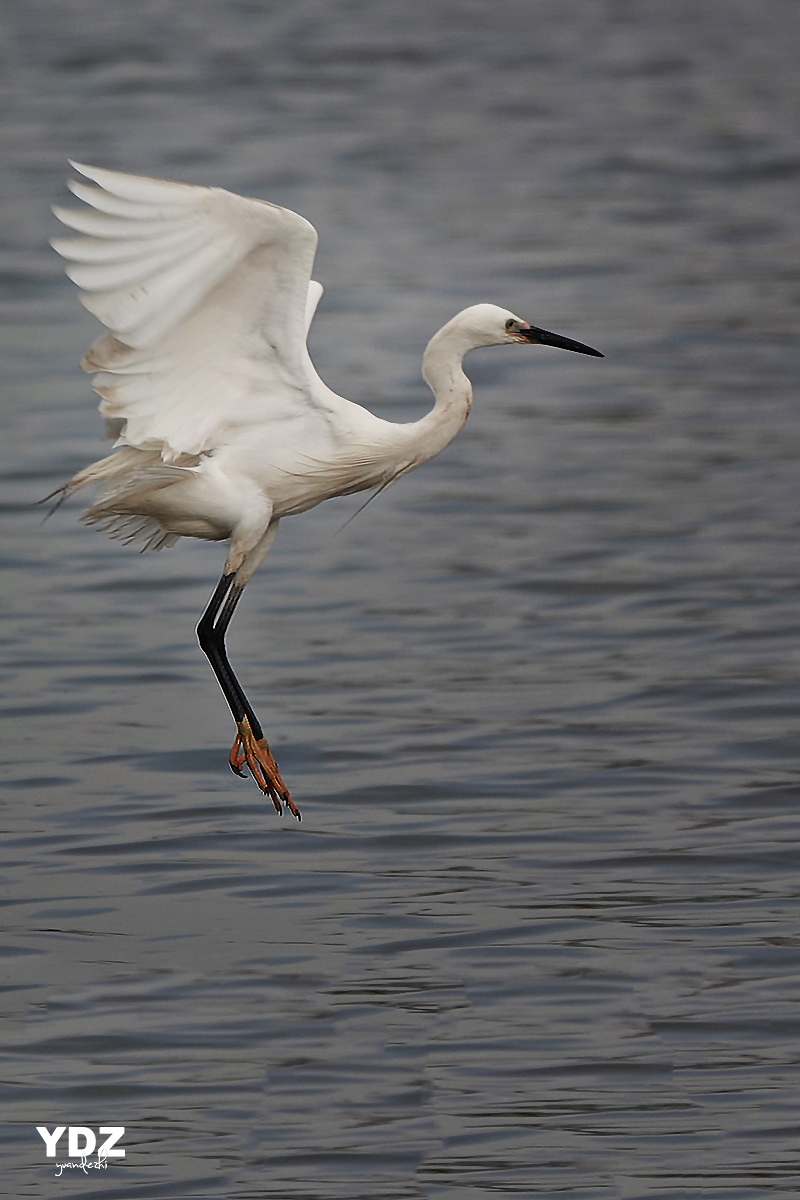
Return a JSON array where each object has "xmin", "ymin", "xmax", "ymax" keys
[
  {"xmin": 67, "ymin": 178, "xmax": 187, "ymax": 218},
  {"xmin": 51, "ymin": 205, "xmax": 190, "ymax": 240},
  {"xmin": 69, "ymin": 161, "xmax": 199, "ymax": 206},
  {"xmin": 50, "ymin": 226, "xmax": 203, "ymax": 265},
  {"xmin": 52, "ymin": 164, "xmax": 323, "ymax": 460},
  {"xmin": 57, "ymin": 230, "xmax": 211, "ymax": 291}
]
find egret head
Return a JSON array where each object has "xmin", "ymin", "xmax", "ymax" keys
[
  {"xmin": 504, "ymin": 314, "xmax": 603, "ymax": 357},
  {"xmin": 450, "ymin": 303, "xmax": 603, "ymax": 357}
]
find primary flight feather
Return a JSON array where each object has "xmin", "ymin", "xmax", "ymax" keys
[{"xmin": 50, "ymin": 163, "xmax": 603, "ymax": 817}]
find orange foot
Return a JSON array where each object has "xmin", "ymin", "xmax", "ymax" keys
[{"xmin": 228, "ymin": 716, "xmax": 300, "ymax": 820}]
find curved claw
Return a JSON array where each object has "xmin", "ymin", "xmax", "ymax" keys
[
  {"xmin": 228, "ymin": 717, "xmax": 301, "ymax": 820},
  {"xmin": 228, "ymin": 738, "xmax": 248, "ymax": 778}
]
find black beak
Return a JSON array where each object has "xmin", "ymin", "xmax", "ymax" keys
[{"xmin": 519, "ymin": 325, "xmax": 603, "ymax": 358}]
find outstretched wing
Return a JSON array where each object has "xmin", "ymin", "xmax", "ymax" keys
[{"xmin": 52, "ymin": 163, "xmax": 323, "ymax": 461}]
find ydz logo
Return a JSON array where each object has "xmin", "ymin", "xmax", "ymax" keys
[{"xmin": 36, "ymin": 1126, "xmax": 125, "ymax": 1158}]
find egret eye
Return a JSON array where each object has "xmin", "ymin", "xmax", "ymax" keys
[{"xmin": 505, "ymin": 318, "xmax": 515, "ymax": 330}]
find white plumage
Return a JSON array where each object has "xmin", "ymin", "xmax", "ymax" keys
[{"xmin": 50, "ymin": 163, "xmax": 602, "ymax": 816}]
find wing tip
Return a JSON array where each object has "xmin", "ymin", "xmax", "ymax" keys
[
  {"xmin": 65, "ymin": 160, "xmax": 200, "ymax": 208},
  {"xmin": 51, "ymin": 204, "xmax": 79, "ymax": 231}
]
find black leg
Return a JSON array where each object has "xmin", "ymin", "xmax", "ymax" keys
[
  {"xmin": 196, "ymin": 572, "xmax": 261, "ymax": 736},
  {"xmin": 196, "ymin": 571, "xmax": 298, "ymax": 818}
]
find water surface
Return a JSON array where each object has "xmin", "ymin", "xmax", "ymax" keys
[{"xmin": 2, "ymin": 2, "xmax": 800, "ymax": 1196}]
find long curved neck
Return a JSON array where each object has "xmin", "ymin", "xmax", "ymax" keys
[{"xmin": 400, "ymin": 322, "xmax": 475, "ymax": 467}]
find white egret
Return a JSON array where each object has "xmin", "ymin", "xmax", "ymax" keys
[{"xmin": 49, "ymin": 163, "xmax": 603, "ymax": 818}]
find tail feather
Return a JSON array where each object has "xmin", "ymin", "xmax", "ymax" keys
[
  {"xmin": 83, "ymin": 508, "xmax": 180, "ymax": 551},
  {"xmin": 39, "ymin": 447, "xmax": 143, "ymax": 519},
  {"xmin": 41, "ymin": 446, "xmax": 199, "ymax": 551}
]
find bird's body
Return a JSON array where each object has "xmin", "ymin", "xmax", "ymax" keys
[{"xmin": 50, "ymin": 163, "xmax": 602, "ymax": 815}]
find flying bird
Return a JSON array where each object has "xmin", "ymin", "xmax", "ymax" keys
[{"xmin": 49, "ymin": 163, "xmax": 603, "ymax": 819}]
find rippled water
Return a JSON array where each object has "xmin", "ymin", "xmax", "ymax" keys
[{"xmin": 2, "ymin": 2, "xmax": 800, "ymax": 1196}]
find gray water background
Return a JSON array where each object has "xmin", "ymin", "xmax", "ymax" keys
[{"xmin": 2, "ymin": 1, "xmax": 800, "ymax": 1196}]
